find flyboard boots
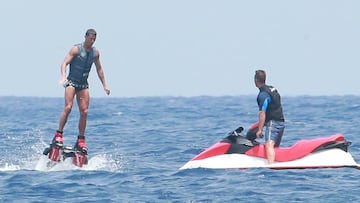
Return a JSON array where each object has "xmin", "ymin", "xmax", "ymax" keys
[{"xmin": 43, "ymin": 131, "xmax": 88, "ymax": 167}]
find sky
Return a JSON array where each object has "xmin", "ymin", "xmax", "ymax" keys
[{"xmin": 1, "ymin": 0, "xmax": 359, "ymax": 97}]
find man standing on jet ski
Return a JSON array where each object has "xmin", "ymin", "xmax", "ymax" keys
[{"xmin": 254, "ymin": 70, "xmax": 285, "ymax": 164}]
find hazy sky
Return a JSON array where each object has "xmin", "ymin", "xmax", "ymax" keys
[{"xmin": 1, "ymin": 0, "xmax": 359, "ymax": 97}]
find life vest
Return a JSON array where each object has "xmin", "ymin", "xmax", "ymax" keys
[
  {"xmin": 258, "ymin": 85, "xmax": 285, "ymax": 123},
  {"xmin": 67, "ymin": 43, "xmax": 96, "ymax": 84}
]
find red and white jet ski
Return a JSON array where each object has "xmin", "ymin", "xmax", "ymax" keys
[{"xmin": 180, "ymin": 124, "xmax": 360, "ymax": 170}]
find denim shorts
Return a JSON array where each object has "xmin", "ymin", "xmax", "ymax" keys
[{"xmin": 265, "ymin": 120, "xmax": 285, "ymax": 147}]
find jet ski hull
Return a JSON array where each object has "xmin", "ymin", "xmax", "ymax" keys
[
  {"xmin": 180, "ymin": 148, "xmax": 359, "ymax": 170},
  {"xmin": 180, "ymin": 128, "xmax": 360, "ymax": 170}
]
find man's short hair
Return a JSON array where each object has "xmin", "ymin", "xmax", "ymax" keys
[
  {"xmin": 255, "ymin": 70, "xmax": 266, "ymax": 84},
  {"xmin": 85, "ymin": 29, "xmax": 97, "ymax": 36}
]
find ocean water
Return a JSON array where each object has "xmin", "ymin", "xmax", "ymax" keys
[{"xmin": 0, "ymin": 95, "xmax": 359, "ymax": 202}]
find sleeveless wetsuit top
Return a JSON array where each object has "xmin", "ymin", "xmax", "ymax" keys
[
  {"xmin": 257, "ymin": 85, "xmax": 285, "ymax": 123},
  {"xmin": 67, "ymin": 43, "xmax": 96, "ymax": 85}
]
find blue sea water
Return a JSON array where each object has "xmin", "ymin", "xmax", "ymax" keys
[{"xmin": 0, "ymin": 95, "xmax": 360, "ymax": 202}]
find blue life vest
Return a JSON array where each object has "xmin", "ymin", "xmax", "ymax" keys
[{"xmin": 67, "ymin": 43, "xmax": 96, "ymax": 84}]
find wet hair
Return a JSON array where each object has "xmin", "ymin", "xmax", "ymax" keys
[
  {"xmin": 255, "ymin": 70, "xmax": 266, "ymax": 84},
  {"xmin": 85, "ymin": 29, "xmax": 97, "ymax": 36}
]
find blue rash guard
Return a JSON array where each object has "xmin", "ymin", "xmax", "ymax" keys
[
  {"xmin": 67, "ymin": 43, "xmax": 96, "ymax": 86},
  {"xmin": 258, "ymin": 91, "xmax": 271, "ymax": 112}
]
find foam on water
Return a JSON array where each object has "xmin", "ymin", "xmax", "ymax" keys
[
  {"xmin": 0, "ymin": 163, "xmax": 21, "ymax": 171},
  {"xmin": 34, "ymin": 153, "xmax": 124, "ymax": 172},
  {"xmin": 1, "ymin": 134, "xmax": 126, "ymax": 173}
]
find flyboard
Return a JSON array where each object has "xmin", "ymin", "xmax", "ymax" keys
[{"xmin": 42, "ymin": 141, "xmax": 88, "ymax": 169}]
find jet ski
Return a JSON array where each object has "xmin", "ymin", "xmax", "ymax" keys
[{"xmin": 180, "ymin": 124, "xmax": 360, "ymax": 170}]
